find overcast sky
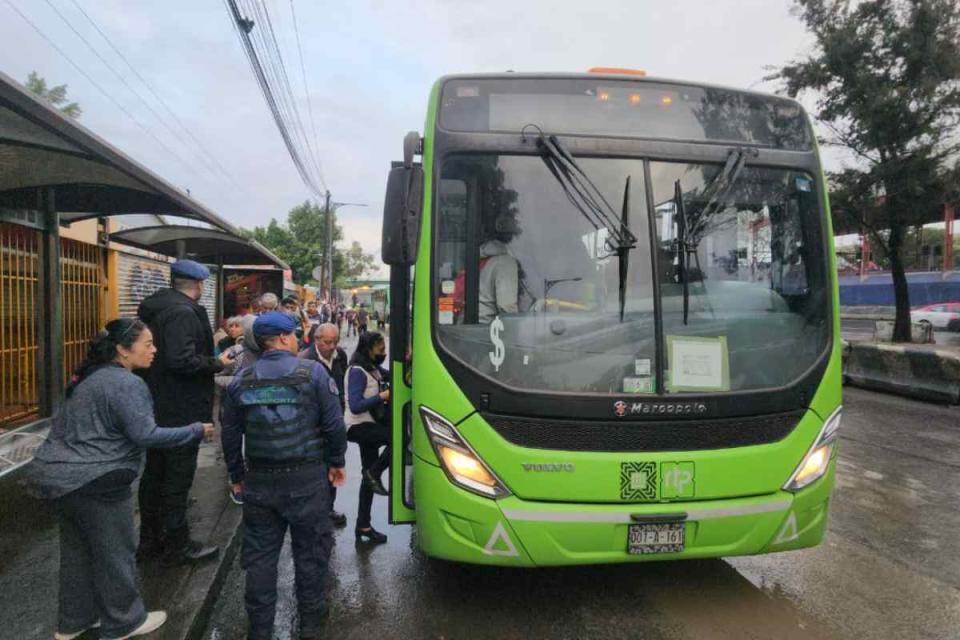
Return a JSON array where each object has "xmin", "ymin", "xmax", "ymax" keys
[{"xmin": 1, "ymin": 0, "xmax": 840, "ymax": 276}]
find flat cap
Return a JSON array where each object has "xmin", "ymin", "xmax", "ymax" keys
[
  {"xmin": 253, "ymin": 311, "xmax": 297, "ymax": 337},
  {"xmin": 170, "ymin": 259, "xmax": 210, "ymax": 281}
]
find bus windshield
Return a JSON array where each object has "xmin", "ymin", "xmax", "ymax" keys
[{"xmin": 435, "ymin": 154, "xmax": 830, "ymax": 395}]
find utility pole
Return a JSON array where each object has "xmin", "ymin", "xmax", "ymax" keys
[{"xmin": 324, "ymin": 189, "xmax": 333, "ymax": 300}]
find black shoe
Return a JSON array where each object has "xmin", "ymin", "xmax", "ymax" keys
[
  {"xmin": 299, "ymin": 608, "xmax": 329, "ymax": 639},
  {"xmin": 160, "ymin": 536, "xmax": 219, "ymax": 567},
  {"xmin": 329, "ymin": 510, "xmax": 347, "ymax": 528},
  {"xmin": 355, "ymin": 526, "xmax": 387, "ymax": 544},
  {"xmin": 363, "ymin": 470, "xmax": 388, "ymax": 496}
]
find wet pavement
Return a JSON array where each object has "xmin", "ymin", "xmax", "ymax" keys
[{"xmin": 203, "ymin": 386, "xmax": 960, "ymax": 640}]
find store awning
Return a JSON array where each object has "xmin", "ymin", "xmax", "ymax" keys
[
  {"xmin": 110, "ymin": 225, "xmax": 289, "ymax": 269},
  {"xmin": 0, "ymin": 70, "xmax": 238, "ymax": 231}
]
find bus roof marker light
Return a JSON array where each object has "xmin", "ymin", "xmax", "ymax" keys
[
  {"xmin": 588, "ymin": 67, "xmax": 647, "ymax": 76},
  {"xmin": 629, "ymin": 94, "xmax": 642, "ymax": 105},
  {"xmin": 661, "ymin": 95, "xmax": 674, "ymax": 106}
]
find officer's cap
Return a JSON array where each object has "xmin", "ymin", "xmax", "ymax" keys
[
  {"xmin": 170, "ymin": 259, "xmax": 210, "ymax": 281},
  {"xmin": 253, "ymin": 311, "xmax": 297, "ymax": 337}
]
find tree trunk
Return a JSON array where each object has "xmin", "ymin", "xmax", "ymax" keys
[{"xmin": 888, "ymin": 222, "xmax": 912, "ymax": 342}]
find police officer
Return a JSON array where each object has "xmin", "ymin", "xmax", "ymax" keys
[{"xmin": 221, "ymin": 312, "xmax": 347, "ymax": 640}]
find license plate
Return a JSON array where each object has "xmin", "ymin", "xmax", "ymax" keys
[{"xmin": 627, "ymin": 522, "xmax": 685, "ymax": 555}]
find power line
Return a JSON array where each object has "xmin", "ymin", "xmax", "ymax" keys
[
  {"xmin": 289, "ymin": 0, "xmax": 326, "ymax": 190},
  {"xmin": 66, "ymin": 0, "xmax": 247, "ymax": 194},
  {"xmin": 224, "ymin": 0, "xmax": 327, "ymax": 197},
  {"xmin": 39, "ymin": 0, "xmax": 223, "ymax": 189},
  {"xmin": 228, "ymin": 0, "xmax": 318, "ymax": 194},
  {"xmin": 3, "ymin": 0, "xmax": 203, "ymax": 187},
  {"xmin": 258, "ymin": 0, "xmax": 326, "ymax": 189}
]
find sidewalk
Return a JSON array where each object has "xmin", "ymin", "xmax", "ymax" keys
[{"xmin": 0, "ymin": 441, "xmax": 242, "ymax": 640}]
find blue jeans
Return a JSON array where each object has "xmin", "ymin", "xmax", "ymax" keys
[{"xmin": 241, "ymin": 465, "xmax": 333, "ymax": 638}]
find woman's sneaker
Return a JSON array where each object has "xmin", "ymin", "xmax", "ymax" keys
[
  {"xmin": 54, "ymin": 621, "xmax": 100, "ymax": 640},
  {"xmin": 101, "ymin": 611, "xmax": 166, "ymax": 639},
  {"xmin": 229, "ymin": 485, "xmax": 243, "ymax": 505}
]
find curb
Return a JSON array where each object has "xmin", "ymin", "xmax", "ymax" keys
[
  {"xmin": 183, "ymin": 512, "xmax": 242, "ymax": 640},
  {"xmin": 842, "ymin": 341, "xmax": 960, "ymax": 404}
]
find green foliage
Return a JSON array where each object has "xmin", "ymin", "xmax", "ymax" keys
[
  {"xmin": 775, "ymin": 0, "xmax": 960, "ymax": 340},
  {"xmin": 338, "ymin": 241, "xmax": 378, "ymax": 283},
  {"xmin": 25, "ymin": 71, "xmax": 82, "ymax": 118},
  {"xmin": 246, "ymin": 200, "xmax": 376, "ymax": 285}
]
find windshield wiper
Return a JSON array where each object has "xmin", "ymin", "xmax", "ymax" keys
[
  {"xmin": 534, "ymin": 133, "xmax": 637, "ymax": 252},
  {"xmin": 672, "ymin": 148, "xmax": 755, "ymax": 325},
  {"xmin": 673, "ymin": 180, "xmax": 691, "ymax": 325},
  {"xmin": 618, "ymin": 176, "xmax": 631, "ymax": 322}
]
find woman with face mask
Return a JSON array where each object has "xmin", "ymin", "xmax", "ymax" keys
[
  {"xmin": 28, "ymin": 319, "xmax": 213, "ymax": 640},
  {"xmin": 343, "ymin": 331, "xmax": 391, "ymax": 544}
]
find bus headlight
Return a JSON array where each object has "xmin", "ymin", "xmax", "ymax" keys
[
  {"xmin": 420, "ymin": 406, "xmax": 510, "ymax": 498},
  {"xmin": 784, "ymin": 406, "xmax": 841, "ymax": 492}
]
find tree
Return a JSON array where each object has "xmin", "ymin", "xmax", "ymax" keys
[
  {"xmin": 774, "ymin": 0, "xmax": 960, "ymax": 341},
  {"xmin": 338, "ymin": 241, "xmax": 378, "ymax": 283},
  {"xmin": 25, "ymin": 71, "xmax": 81, "ymax": 118},
  {"xmin": 246, "ymin": 200, "xmax": 377, "ymax": 287}
]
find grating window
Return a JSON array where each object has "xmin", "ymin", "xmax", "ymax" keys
[
  {"xmin": 0, "ymin": 223, "xmax": 40, "ymax": 430},
  {"xmin": 60, "ymin": 237, "xmax": 103, "ymax": 388}
]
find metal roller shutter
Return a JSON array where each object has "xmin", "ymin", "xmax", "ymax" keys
[{"xmin": 116, "ymin": 252, "xmax": 217, "ymax": 330}]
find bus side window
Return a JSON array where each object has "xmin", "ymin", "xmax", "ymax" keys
[{"xmin": 438, "ymin": 178, "xmax": 468, "ymax": 323}]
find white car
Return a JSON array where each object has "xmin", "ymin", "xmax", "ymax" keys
[{"xmin": 911, "ymin": 302, "xmax": 960, "ymax": 331}]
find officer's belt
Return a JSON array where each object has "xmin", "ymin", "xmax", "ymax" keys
[{"xmin": 247, "ymin": 458, "xmax": 325, "ymax": 474}]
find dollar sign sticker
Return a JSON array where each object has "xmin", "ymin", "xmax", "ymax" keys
[{"xmin": 489, "ymin": 316, "xmax": 505, "ymax": 372}]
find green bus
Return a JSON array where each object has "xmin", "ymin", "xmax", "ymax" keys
[{"xmin": 381, "ymin": 71, "xmax": 841, "ymax": 566}]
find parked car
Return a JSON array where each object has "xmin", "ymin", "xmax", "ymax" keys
[{"xmin": 911, "ymin": 302, "xmax": 960, "ymax": 331}]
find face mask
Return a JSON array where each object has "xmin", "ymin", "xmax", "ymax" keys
[{"xmin": 373, "ymin": 353, "xmax": 386, "ymax": 366}]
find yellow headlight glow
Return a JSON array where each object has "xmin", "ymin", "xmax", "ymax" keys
[
  {"xmin": 792, "ymin": 444, "xmax": 831, "ymax": 488},
  {"xmin": 438, "ymin": 445, "xmax": 497, "ymax": 488}
]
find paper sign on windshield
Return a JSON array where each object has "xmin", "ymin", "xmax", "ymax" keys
[{"xmin": 666, "ymin": 336, "xmax": 730, "ymax": 392}]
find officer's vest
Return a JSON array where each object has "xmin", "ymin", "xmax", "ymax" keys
[{"xmin": 236, "ymin": 361, "xmax": 324, "ymax": 468}]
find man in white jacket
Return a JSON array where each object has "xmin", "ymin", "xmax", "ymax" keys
[{"xmin": 478, "ymin": 214, "xmax": 522, "ymax": 323}]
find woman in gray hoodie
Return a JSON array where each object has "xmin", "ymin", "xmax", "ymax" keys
[{"xmin": 29, "ymin": 318, "xmax": 212, "ymax": 640}]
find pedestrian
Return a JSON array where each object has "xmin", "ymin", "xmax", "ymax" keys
[
  {"xmin": 305, "ymin": 300, "xmax": 322, "ymax": 326},
  {"xmin": 300, "ymin": 323, "xmax": 349, "ymax": 528},
  {"xmin": 216, "ymin": 316, "xmax": 244, "ymax": 355},
  {"xmin": 344, "ymin": 330, "xmax": 390, "ymax": 544},
  {"xmin": 259, "ymin": 292, "xmax": 279, "ymax": 313},
  {"xmin": 344, "ymin": 307, "xmax": 356, "ymax": 337},
  {"xmin": 221, "ymin": 312, "xmax": 347, "ymax": 640},
  {"xmin": 28, "ymin": 319, "xmax": 214, "ymax": 640},
  {"xmin": 136, "ymin": 259, "xmax": 230, "ymax": 566},
  {"xmin": 357, "ymin": 305, "xmax": 369, "ymax": 335}
]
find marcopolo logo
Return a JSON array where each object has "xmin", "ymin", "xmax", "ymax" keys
[{"xmin": 613, "ymin": 401, "xmax": 708, "ymax": 417}]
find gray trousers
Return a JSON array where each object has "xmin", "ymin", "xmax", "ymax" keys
[{"xmin": 57, "ymin": 490, "xmax": 147, "ymax": 638}]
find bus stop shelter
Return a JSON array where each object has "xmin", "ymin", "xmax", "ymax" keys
[{"xmin": 0, "ymin": 70, "xmax": 279, "ymax": 474}]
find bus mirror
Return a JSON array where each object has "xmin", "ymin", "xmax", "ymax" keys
[
  {"xmin": 403, "ymin": 131, "xmax": 421, "ymax": 168},
  {"xmin": 382, "ymin": 165, "xmax": 424, "ymax": 266}
]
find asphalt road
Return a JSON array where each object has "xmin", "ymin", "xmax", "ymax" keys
[{"xmin": 203, "ymin": 386, "xmax": 960, "ymax": 640}]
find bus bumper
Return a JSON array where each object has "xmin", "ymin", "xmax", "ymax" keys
[{"xmin": 414, "ymin": 458, "xmax": 835, "ymax": 566}]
